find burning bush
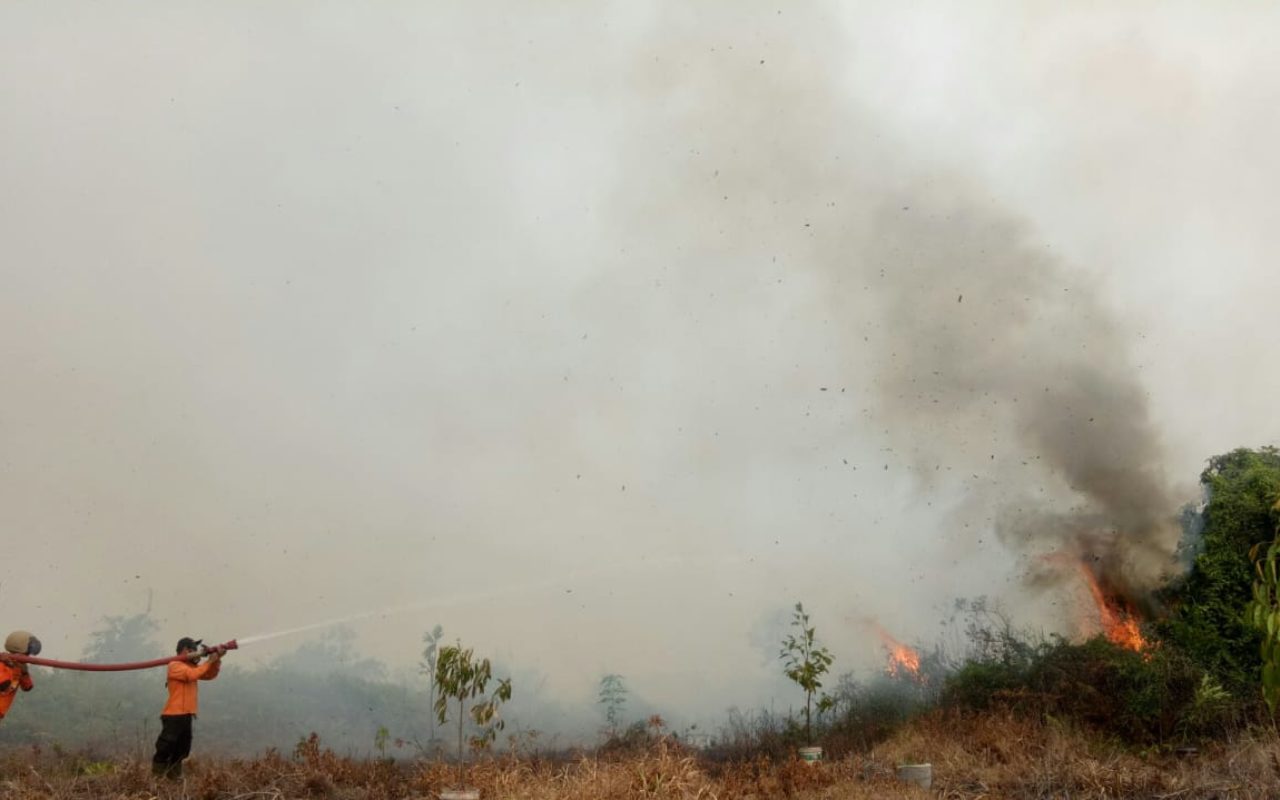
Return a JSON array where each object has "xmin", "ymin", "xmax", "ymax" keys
[
  {"xmin": 1028, "ymin": 637, "xmax": 1202, "ymax": 742},
  {"xmin": 942, "ymin": 634, "xmax": 1241, "ymax": 744},
  {"xmin": 935, "ymin": 446, "xmax": 1280, "ymax": 744}
]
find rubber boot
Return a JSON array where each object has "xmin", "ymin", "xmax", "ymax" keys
[{"xmin": 152, "ymin": 761, "xmax": 181, "ymax": 780}]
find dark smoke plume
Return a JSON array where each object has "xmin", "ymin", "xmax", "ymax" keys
[
  {"xmin": 854, "ymin": 192, "xmax": 1185, "ymax": 606},
  {"xmin": 623, "ymin": 9, "xmax": 1186, "ymax": 609}
]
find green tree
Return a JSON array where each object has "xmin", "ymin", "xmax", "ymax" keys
[
  {"xmin": 82, "ymin": 612, "xmax": 160, "ymax": 662},
  {"xmin": 598, "ymin": 673, "xmax": 627, "ymax": 737},
  {"xmin": 433, "ymin": 640, "xmax": 512, "ymax": 789},
  {"xmin": 1159, "ymin": 447, "xmax": 1280, "ymax": 693},
  {"xmin": 779, "ymin": 602, "xmax": 834, "ymax": 743},
  {"xmin": 419, "ymin": 624, "xmax": 445, "ymax": 742},
  {"xmin": 1245, "ymin": 499, "xmax": 1280, "ymax": 716}
]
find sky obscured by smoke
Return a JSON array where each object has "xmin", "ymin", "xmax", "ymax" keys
[{"xmin": 3, "ymin": 2, "xmax": 1279, "ymax": 725}]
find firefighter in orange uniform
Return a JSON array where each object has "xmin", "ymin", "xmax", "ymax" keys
[
  {"xmin": 0, "ymin": 631, "xmax": 40, "ymax": 722},
  {"xmin": 152, "ymin": 637, "xmax": 225, "ymax": 779}
]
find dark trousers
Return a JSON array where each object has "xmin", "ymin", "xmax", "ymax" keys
[{"xmin": 153, "ymin": 714, "xmax": 194, "ymax": 778}]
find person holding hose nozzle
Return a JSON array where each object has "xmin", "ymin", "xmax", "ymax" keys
[
  {"xmin": 152, "ymin": 637, "xmax": 227, "ymax": 779},
  {"xmin": 0, "ymin": 631, "xmax": 40, "ymax": 722}
]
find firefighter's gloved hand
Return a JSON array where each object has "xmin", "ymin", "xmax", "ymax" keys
[{"xmin": 216, "ymin": 645, "xmax": 227, "ymax": 656}]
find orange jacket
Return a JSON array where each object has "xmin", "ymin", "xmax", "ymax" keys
[
  {"xmin": 161, "ymin": 657, "xmax": 220, "ymax": 717},
  {"xmin": 0, "ymin": 662, "xmax": 34, "ymax": 720}
]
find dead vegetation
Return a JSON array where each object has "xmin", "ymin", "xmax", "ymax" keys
[{"xmin": 0, "ymin": 711, "xmax": 1277, "ymax": 799}]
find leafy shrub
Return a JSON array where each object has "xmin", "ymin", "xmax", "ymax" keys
[
  {"xmin": 1158, "ymin": 447, "xmax": 1280, "ymax": 695},
  {"xmin": 942, "ymin": 633, "xmax": 1240, "ymax": 744},
  {"xmin": 1028, "ymin": 637, "xmax": 1201, "ymax": 742},
  {"xmin": 942, "ymin": 660, "xmax": 1032, "ymax": 712},
  {"xmin": 1179, "ymin": 673, "xmax": 1242, "ymax": 740},
  {"xmin": 938, "ymin": 598, "xmax": 1044, "ymax": 713}
]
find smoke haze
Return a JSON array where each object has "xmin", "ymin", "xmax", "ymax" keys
[{"xmin": 3, "ymin": 1, "xmax": 1280, "ymax": 735}]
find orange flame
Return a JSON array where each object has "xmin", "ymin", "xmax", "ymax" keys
[
  {"xmin": 1075, "ymin": 562, "xmax": 1148, "ymax": 653},
  {"xmin": 870, "ymin": 623, "xmax": 923, "ymax": 680}
]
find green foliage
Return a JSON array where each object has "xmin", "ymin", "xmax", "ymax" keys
[
  {"xmin": 1181, "ymin": 674, "xmax": 1236, "ymax": 740},
  {"xmin": 942, "ymin": 660, "xmax": 1032, "ymax": 711},
  {"xmin": 1159, "ymin": 447, "xmax": 1280, "ymax": 694},
  {"xmin": 419, "ymin": 624, "xmax": 445, "ymax": 741},
  {"xmin": 941, "ymin": 633, "xmax": 1237, "ymax": 744},
  {"xmin": 1244, "ymin": 500, "xmax": 1280, "ymax": 715},
  {"xmin": 779, "ymin": 602, "xmax": 834, "ymax": 744},
  {"xmin": 938, "ymin": 597, "xmax": 1041, "ymax": 711},
  {"xmin": 433, "ymin": 640, "xmax": 512, "ymax": 788},
  {"xmin": 936, "ymin": 594, "xmax": 1246, "ymax": 745},
  {"xmin": 598, "ymin": 673, "xmax": 627, "ymax": 737},
  {"xmin": 1030, "ymin": 638, "xmax": 1202, "ymax": 742}
]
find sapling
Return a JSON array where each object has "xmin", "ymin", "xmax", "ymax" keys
[
  {"xmin": 433, "ymin": 640, "xmax": 512, "ymax": 790},
  {"xmin": 598, "ymin": 674, "xmax": 627, "ymax": 739},
  {"xmin": 420, "ymin": 624, "xmax": 445, "ymax": 743},
  {"xmin": 374, "ymin": 726, "xmax": 390, "ymax": 761},
  {"xmin": 779, "ymin": 602, "xmax": 834, "ymax": 744}
]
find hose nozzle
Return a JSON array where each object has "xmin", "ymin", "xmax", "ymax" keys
[{"xmin": 198, "ymin": 639, "xmax": 238, "ymax": 657}]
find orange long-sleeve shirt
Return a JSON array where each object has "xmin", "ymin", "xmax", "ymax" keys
[
  {"xmin": 0, "ymin": 662, "xmax": 34, "ymax": 719},
  {"xmin": 161, "ymin": 657, "xmax": 220, "ymax": 716}
]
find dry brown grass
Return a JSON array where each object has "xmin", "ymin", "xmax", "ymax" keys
[
  {"xmin": 1, "ymin": 712, "xmax": 1277, "ymax": 798},
  {"xmin": 874, "ymin": 711, "xmax": 1280, "ymax": 799}
]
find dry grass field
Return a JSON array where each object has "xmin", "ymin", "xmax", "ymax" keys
[{"xmin": 1, "ymin": 712, "xmax": 1277, "ymax": 799}]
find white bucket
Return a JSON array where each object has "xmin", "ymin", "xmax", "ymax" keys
[
  {"xmin": 797, "ymin": 746, "xmax": 823, "ymax": 764},
  {"xmin": 896, "ymin": 763, "xmax": 932, "ymax": 789}
]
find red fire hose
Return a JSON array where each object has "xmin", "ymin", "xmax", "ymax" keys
[{"xmin": 5, "ymin": 640, "xmax": 238, "ymax": 672}]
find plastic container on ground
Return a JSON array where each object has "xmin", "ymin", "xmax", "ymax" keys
[{"xmin": 895, "ymin": 763, "xmax": 932, "ymax": 789}]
